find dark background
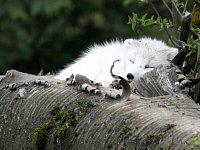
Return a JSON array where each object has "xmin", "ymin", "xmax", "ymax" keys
[{"xmin": 0, "ymin": 0, "xmax": 189, "ymax": 75}]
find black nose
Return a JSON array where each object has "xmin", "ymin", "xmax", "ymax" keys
[{"xmin": 127, "ymin": 73, "xmax": 134, "ymax": 80}]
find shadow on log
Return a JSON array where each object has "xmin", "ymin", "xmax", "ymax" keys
[{"xmin": 0, "ymin": 66, "xmax": 200, "ymax": 150}]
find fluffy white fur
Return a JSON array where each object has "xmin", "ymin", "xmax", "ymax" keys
[{"xmin": 55, "ymin": 37, "xmax": 178, "ymax": 87}]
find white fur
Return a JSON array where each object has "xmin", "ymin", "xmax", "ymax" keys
[{"xmin": 55, "ymin": 37, "xmax": 178, "ymax": 87}]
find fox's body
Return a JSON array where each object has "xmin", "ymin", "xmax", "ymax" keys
[{"xmin": 55, "ymin": 38, "xmax": 178, "ymax": 87}]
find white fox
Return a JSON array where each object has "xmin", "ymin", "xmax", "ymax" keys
[{"xmin": 55, "ymin": 37, "xmax": 178, "ymax": 87}]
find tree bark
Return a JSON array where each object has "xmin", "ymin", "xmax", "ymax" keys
[{"xmin": 0, "ymin": 66, "xmax": 200, "ymax": 150}]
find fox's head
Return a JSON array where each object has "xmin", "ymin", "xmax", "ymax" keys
[{"xmin": 118, "ymin": 38, "xmax": 178, "ymax": 80}]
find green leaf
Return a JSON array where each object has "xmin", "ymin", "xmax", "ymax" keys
[
  {"xmin": 141, "ymin": 13, "xmax": 148, "ymax": 22},
  {"xmin": 128, "ymin": 12, "xmax": 138, "ymax": 32}
]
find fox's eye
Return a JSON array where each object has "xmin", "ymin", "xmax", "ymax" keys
[
  {"xmin": 129, "ymin": 60, "xmax": 134, "ymax": 64},
  {"xmin": 144, "ymin": 65, "xmax": 149, "ymax": 68},
  {"xmin": 144, "ymin": 65, "xmax": 155, "ymax": 69}
]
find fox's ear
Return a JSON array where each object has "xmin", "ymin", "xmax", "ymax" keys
[
  {"xmin": 166, "ymin": 48, "xmax": 178, "ymax": 60},
  {"xmin": 124, "ymin": 39, "xmax": 138, "ymax": 47}
]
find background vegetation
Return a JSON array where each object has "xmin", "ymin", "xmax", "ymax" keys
[{"xmin": 0, "ymin": 0, "xmax": 184, "ymax": 75}]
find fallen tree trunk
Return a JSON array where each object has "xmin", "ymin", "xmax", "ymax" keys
[{"xmin": 0, "ymin": 66, "xmax": 200, "ymax": 150}]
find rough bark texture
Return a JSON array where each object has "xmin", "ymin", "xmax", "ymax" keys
[
  {"xmin": 194, "ymin": 44, "xmax": 200, "ymax": 103},
  {"xmin": 0, "ymin": 66, "xmax": 200, "ymax": 150}
]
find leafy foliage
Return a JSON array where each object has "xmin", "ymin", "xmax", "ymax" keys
[
  {"xmin": 0, "ymin": 0, "xmax": 136, "ymax": 75},
  {"xmin": 128, "ymin": 12, "xmax": 172, "ymax": 35}
]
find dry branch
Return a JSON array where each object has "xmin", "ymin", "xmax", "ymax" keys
[{"xmin": 0, "ymin": 67, "xmax": 200, "ymax": 150}]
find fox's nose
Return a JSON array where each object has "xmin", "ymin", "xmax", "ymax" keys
[{"xmin": 127, "ymin": 73, "xmax": 134, "ymax": 80}]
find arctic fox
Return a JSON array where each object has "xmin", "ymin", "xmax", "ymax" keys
[{"xmin": 55, "ymin": 38, "xmax": 178, "ymax": 87}]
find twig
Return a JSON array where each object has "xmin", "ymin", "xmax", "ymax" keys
[
  {"xmin": 183, "ymin": 0, "xmax": 189, "ymax": 14},
  {"xmin": 110, "ymin": 59, "xmax": 131, "ymax": 101},
  {"xmin": 148, "ymin": 0, "xmax": 176, "ymax": 47},
  {"xmin": 171, "ymin": 0, "xmax": 191, "ymax": 45},
  {"xmin": 171, "ymin": 0, "xmax": 183, "ymax": 17},
  {"xmin": 171, "ymin": 0, "xmax": 180, "ymax": 39},
  {"xmin": 161, "ymin": 0, "xmax": 173, "ymax": 15},
  {"xmin": 110, "ymin": 59, "xmax": 121, "ymax": 79}
]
